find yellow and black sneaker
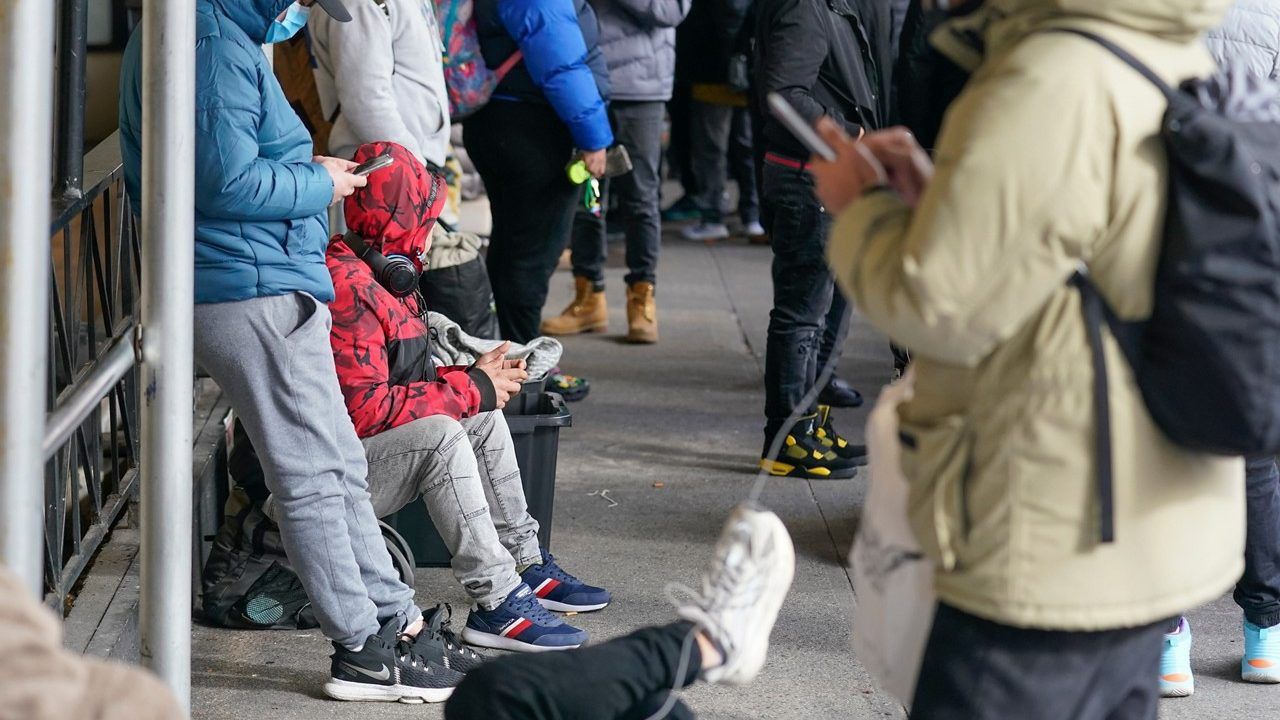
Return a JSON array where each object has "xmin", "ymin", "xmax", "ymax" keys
[
  {"xmin": 759, "ymin": 415, "xmax": 860, "ymax": 480},
  {"xmin": 816, "ymin": 405, "xmax": 869, "ymax": 466}
]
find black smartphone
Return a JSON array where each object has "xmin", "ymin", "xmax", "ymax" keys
[
  {"xmin": 353, "ymin": 153, "xmax": 395, "ymax": 177},
  {"xmin": 604, "ymin": 145, "xmax": 633, "ymax": 178},
  {"xmin": 766, "ymin": 92, "xmax": 838, "ymax": 162}
]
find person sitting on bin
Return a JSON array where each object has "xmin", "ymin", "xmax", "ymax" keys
[{"xmin": 326, "ymin": 141, "xmax": 611, "ymax": 653}]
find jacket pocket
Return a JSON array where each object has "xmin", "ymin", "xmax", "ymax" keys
[
  {"xmin": 283, "ymin": 215, "xmax": 327, "ymax": 262},
  {"xmin": 898, "ymin": 414, "xmax": 971, "ymax": 572}
]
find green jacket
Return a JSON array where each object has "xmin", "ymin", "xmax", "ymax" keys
[{"xmin": 829, "ymin": 0, "xmax": 1244, "ymax": 631}]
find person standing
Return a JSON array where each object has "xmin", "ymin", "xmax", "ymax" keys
[
  {"xmin": 754, "ymin": 0, "xmax": 891, "ymax": 479},
  {"xmin": 308, "ymin": 0, "xmax": 452, "ymax": 168},
  {"xmin": 672, "ymin": 0, "xmax": 763, "ymax": 242},
  {"xmin": 542, "ymin": 0, "xmax": 692, "ymax": 345},
  {"xmin": 815, "ymin": 0, "xmax": 1245, "ymax": 716},
  {"xmin": 1159, "ymin": 0, "xmax": 1280, "ymax": 696},
  {"xmin": 119, "ymin": 0, "xmax": 463, "ymax": 703},
  {"xmin": 467, "ymin": 0, "xmax": 613, "ymax": 346}
]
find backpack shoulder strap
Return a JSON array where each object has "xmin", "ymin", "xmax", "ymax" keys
[
  {"xmin": 1071, "ymin": 270, "xmax": 1116, "ymax": 543},
  {"xmin": 1049, "ymin": 28, "xmax": 1176, "ymax": 99}
]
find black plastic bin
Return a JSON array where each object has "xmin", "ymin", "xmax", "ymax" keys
[
  {"xmin": 506, "ymin": 376, "xmax": 548, "ymax": 415},
  {"xmin": 386, "ymin": 391, "xmax": 571, "ymax": 567}
]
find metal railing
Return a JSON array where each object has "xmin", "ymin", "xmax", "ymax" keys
[
  {"xmin": 0, "ymin": 0, "xmax": 196, "ymax": 711},
  {"xmin": 43, "ymin": 136, "xmax": 142, "ymax": 613}
]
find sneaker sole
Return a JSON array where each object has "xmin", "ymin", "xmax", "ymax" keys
[
  {"xmin": 1242, "ymin": 667, "xmax": 1280, "ymax": 683},
  {"xmin": 461, "ymin": 626, "xmax": 582, "ymax": 653},
  {"xmin": 759, "ymin": 459, "xmax": 858, "ymax": 480},
  {"xmin": 1159, "ymin": 683, "xmax": 1194, "ymax": 698},
  {"xmin": 323, "ymin": 678, "xmax": 454, "ymax": 704},
  {"xmin": 538, "ymin": 598, "xmax": 610, "ymax": 613}
]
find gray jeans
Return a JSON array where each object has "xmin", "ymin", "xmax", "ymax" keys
[
  {"xmin": 363, "ymin": 412, "xmax": 542, "ymax": 610},
  {"xmin": 571, "ymin": 100, "xmax": 665, "ymax": 286},
  {"xmin": 689, "ymin": 100, "xmax": 759, "ymax": 225},
  {"xmin": 194, "ymin": 292, "xmax": 420, "ymax": 649}
]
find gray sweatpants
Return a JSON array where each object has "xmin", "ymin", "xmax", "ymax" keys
[
  {"xmin": 363, "ymin": 412, "xmax": 542, "ymax": 610},
  {"xmin": 194, "ymin": 292, "xmax": 420, "ymax": 649}
]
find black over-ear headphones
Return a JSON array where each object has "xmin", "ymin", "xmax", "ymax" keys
[{"xmin": 342, "ymin": 231, "xmax": 420, "ymax": 298}]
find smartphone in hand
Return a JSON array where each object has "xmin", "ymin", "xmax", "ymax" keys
[{"xmin": 353, "ymin": 153, "xmax": 395, "ymax": 177}]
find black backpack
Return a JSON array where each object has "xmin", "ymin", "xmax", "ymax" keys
[
  {"xmin": 1062, "ymin": 30, "xmax": 1280, "ymax": 542},
  {"xmin": 201, "ymin": 424, "xmax": 418, "ymax": 629}
]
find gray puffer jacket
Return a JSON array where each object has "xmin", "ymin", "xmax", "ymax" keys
[
  {"xmin": 592, "ymin": 0, "xmax": 691, "ymax": 101},
  {"xmin": 1206, "ymin": 0, "xmax": 1280, "ymax": 80}
]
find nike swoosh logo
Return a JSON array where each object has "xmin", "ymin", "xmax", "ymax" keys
[{"xmin": 341, "ymin": 661, "xmax": 391, "ymax": 681}]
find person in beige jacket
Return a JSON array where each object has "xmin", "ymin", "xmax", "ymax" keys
[
  {"xmin": 0, "ymin": 567, "xmax": 183, "ymax": 720},
  {"xmin": 814, "ymin": 0, "xmax": 1246, "ymax": 717}
]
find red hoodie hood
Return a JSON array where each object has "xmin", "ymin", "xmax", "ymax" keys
[{"xmin": 342, "ymin": 142, "xmax": 448, "ymax": 270}]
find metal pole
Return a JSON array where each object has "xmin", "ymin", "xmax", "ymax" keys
[
  {"xmin": 0, "ymin": 0, "xmax": 56, "ymax": 598},
  {"xmin": 55, "ymin": 0, "xmax": 88, "ymax": 197},
  {"xmin": 139, "ymin": 0, "xmax": 195, "ymax": 708}
]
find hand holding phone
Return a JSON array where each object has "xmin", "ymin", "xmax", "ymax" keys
[{"xmin": 314, "ymin": 155, "xmax": 369, "ymax": 206}]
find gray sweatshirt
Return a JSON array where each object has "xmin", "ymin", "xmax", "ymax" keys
[{"xmin": 309, "ymin": 0, "xmax": 451, "ymax": 167}]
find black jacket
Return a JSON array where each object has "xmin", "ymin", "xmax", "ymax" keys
[
  {"xmin": 676, "ymin": 0, "xmax": 754, "ymax": 84},
  {"xmin": 754, "ymin": 0, "xmax": 893, "ymax": 159},
  {"xmin": 894, "ymin": 0, "xmax": 976, "ymax": 149}
]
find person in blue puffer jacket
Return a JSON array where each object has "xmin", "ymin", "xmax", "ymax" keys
[
  {"xmin": 118, "ymin": 0, "xmax": 466, "ymax": 702},
  {"xmin": 466, "ymin": 0, "xmax": 614, "ymax": 348}
]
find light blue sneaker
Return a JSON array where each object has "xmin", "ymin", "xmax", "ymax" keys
[
  {"xmin": 1160, "ymin": 616, "xmax": 1194, "ymax": 698},
  {"xmin": 1243, "ymin": 620, "xmax": 1280, "ymax": 683}
]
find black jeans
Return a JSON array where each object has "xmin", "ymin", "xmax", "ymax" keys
[
  {"xmin": 912, "ymin": 604, "xmax": 1169, "ymax": 720},
  {"xmin": 445, "ymin": 622, "xmax": 701, "ymax": 720},
  {"xmin": 1237, "ymin": 454, "xmax": 1280, "ymax": 628},
  {"xmin": 816, "ymin": 289, "xmax": 851, "ymax": 379},
  {"xmin": 571, "ymin": 101, "xmax": 665, "ymax": 286},
  {"xmin": 689, "ymin": 101, "xmax": 759, "ymax": 225},
  {"xmin": 464, "ymin": 101, "xmax": 579, "ymax": 344},
  {"xmin": 762, "ymin": 161, "xmax": 839, "ymax": 444}
]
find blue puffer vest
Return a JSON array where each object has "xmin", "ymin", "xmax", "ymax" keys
[{"xmin": 120, "ymin": 0, "xmax": 335, "ymax": 304}]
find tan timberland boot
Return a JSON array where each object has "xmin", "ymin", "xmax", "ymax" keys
[
  {"xmin": 541, "ymin": 276, "xmax": 608, "ymax": 335},
  {"xmin": 626, "ymin": 281, "xmax": 659, "ymax": 344}
]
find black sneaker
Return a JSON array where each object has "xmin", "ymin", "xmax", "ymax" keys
[
  {"xmin": 759, "ymin": 415, "xmax": 860, "ymax": 480},
  {"xmin": 818, "ymin": 377, "xmax": 864, "ymax": 408},
  {"xmin": 323, "ymin": 616, "xmax": 464, "ymax": 704},
  {"xmin": 411, "ymin": 604, "xmax": 486, "ymax": 674},
  {"xmin": 816, "ymin": 405, "xmax": 869, "ymax": 465}
]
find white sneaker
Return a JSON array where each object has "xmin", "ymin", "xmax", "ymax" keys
[
  {"xmin": 671, "ymin": 504, "xmax": 796, "ymax": 686},
  {"xmin": 681, "ymin": 222, "xmax": 730, "ymax": 242},
  {"xmin": 743, "ymin": 221, "xmax": 766, "ymax": 239}
]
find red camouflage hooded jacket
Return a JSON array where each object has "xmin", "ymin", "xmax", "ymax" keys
[{"xmin": 326, "ymin": 142, "xmax": 497, "ymax": 438}]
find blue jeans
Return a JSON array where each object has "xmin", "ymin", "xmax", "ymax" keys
[{"xmin": 1236, "ymin": 455, "xmax": 1280, "ymax": 628}]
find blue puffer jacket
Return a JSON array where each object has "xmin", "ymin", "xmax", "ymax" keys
[
  {"xmin": 476, "ymin": 0, "xmax": 614, "ymax": 151},
  {"xmin": 119, "ymin": 0, "xmax": 336, "ymax": 305}
]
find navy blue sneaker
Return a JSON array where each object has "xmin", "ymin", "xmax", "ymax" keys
[
  {"xmin": 521, "ymin": 550, "xmax": 612, "ymax": 613},
  {"xmin": 461, "ymin": 584, "xmax": 588, "ymax": 653}
]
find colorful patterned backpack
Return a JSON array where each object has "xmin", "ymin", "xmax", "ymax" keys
[{"xmin": 433, "ymin": 0, "xmax": 522, "ymax": 119}]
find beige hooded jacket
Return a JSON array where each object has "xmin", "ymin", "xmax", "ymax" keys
[{"xmin": 828, "ymin": 0, "xmax": 1245, "ymax": 631}]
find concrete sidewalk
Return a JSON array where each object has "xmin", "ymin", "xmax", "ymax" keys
[{"xmin": 188, "ymin": 230, "xmax": 1279, "ymax": 719}]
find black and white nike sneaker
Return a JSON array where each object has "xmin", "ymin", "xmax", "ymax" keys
[
  {"xmin": 323, "ymin": 616, "xmax": 464, "ymax": 703},
  {"xmin": 410, "ymin": 604, "xmax": 486, "ymax": 674}
]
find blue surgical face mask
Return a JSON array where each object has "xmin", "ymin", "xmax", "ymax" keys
[{"xmin": 265, "ymin": 2, "xmax": 311, "ymax": 44}]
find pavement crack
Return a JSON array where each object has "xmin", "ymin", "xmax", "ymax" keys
[{"xmin": 707, "ymin": 244, "xmax": 764, "ymax": 373}]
